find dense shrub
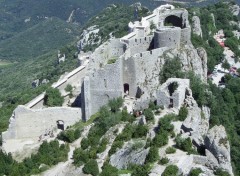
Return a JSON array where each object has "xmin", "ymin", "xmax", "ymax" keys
[
  {"xmin": 82, "ymin": 159, "xmax": 99, "ymax": 176},
  {"xmin": 165, "ymin": 147, "xmax": 176, "ymax": 154},
  {"xmin": 108, "ymin": 140, "xmax": 124, "ymax": 156},
  {"xmin": 215, "ymin": 169, "xmax": 231, "ymax": 176},
  {"xmin": 100, "ymin": 163, "xmax": 118, "ymax": 176},
  {"xmin": 159, "ymin": 157, "xmax": 169, "ymax": 165},
  {"xmin": 57, "ymin": 128, "xmax": 81, "ymax": 143},
  {"xmin": 143, "ymin": 108, "xmax": 154, "ymax": 121},
  {"xmin": 152, "ymin": 130, "xmax": 169, "ymax": 147},
  {"xmin": 97, "ymin": 138, "xmax": 108, "ymax": 153},
  {"xmin": 158, "ymin": 114, "xmax": 175, "ymax": 133},
  {"xmin": 162, "ymin": 165, "xmax": 178, "ymax": 176},
  {"xmin": 44, "ymin": 87, "xmax": 64, "ymax": 107},
  {"xmin": 108, "ymin": 97, "xmax": 124, "ymax": 113},
  {"xmin": 130, "ymin": 164, "xmax": 150, "ymax": 176},
  {"xmin": 73, "ymin": 148, "xmax": 89, "ymax": 166},
  {"xmin": 132, "ymin": 125, "xmax": 148, "ymax": 138},
  {"xmin": 178, "ymin": 106, "xmax": 188, "ymax": 121},
  {"xmin": 189, "ymin": 168, "xmax": 202, "ymax": 176},
  {"xmin": 145, "ymin": 146, "xmax": 159, "ymax": 163},
  {"xmin": 81, "ymin": 138, "xmax": 89, "ymax": 150},
  {"xmin": 175, "ymin": 135, "xmax": 196, "ymax": 154}
]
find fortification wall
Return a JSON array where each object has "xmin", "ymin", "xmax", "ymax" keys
[
  {"xmin": 82, "ymin": 59, "xmax": 123, "ymax": 119},
  {"xmin": 127, "ymin": 36, "xmax": 153, "ymax": 55},
  {"xmin": 181, "ymin": 27, "xmax": 191, "ymax": 45},
  {"xmin": 88, "ymin": 39, "xmax": 125, "ymax": 71},
  {"xmin": 2, "ymin": 106, "xmax": 81, "ymax": 140},
  {"xmin": 122, "ymin": 57, "xmax": 137, "ymax": 97},
  {"xmin": 154, "ymin": 27, "xmax": 181, "ymax": 49}
]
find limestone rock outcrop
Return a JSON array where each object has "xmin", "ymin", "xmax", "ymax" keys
[
  {"xmin": 192, "ymin": 16, "xmax": 202, "ymax": 37},
  {"xmin": 110, "ymin": 141, "xmax": 149, "ymax": 169},
  {"xmin": 182, "ymin": 95, "xmax": 210, "ymax": 147},
  {"xmin": 230, "ymin": 4, "xmax": 240, "ymax": 16},
  {"xmin": 205, "ymin": 125, "xmax": 233, "ymax": 175},
  {"xmin": 168, "ymin": 45, "xmax": 208, "ymax": 82}
]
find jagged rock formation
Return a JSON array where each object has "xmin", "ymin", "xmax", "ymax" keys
[
  {"xmin": 205, "ymin": 125, "xmax": 233, "ymax": 175},
  {"xmin": 230, "ymin": 4, "xmax": 240, "ymax": 16},
  {"xmin": 182, "ymin": 95, "xmax": 210, "ymax": 147},
  {"xmin": 110, "ymin": 140, "xmax": 149, "ymax": 169},
  {"xmin": 192, "ymin": 16, "xmax": 203, "ymax": 37}
]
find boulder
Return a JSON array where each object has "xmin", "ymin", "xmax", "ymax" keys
[
  {"xmin": 32, "ymin": 79, "xmax": 40, "ymax": 88},
  {"xmin": 205, "ymin": 125, "xmax": 233, "ymax": 175}
]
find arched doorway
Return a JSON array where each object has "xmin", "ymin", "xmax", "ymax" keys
[
  {"xmin": 164, "ymin": 15, "xmax": 184, "ymax": 28},
  {"xmin": 124, "ymin": 83, "xmax": 129, "ymax": 94}
]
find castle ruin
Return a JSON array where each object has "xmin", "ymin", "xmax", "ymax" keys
[{"xmin": 82, "ymin": 4, "xmax": 203, "ymax": 120}]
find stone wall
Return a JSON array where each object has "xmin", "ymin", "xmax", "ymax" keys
[
  {"xmin": 2, "ymin": 105, "xmax": 81, "ymax": 140},
  {"xmin": 154, "ymin": 27, "xmax": 181, "ymax": 49},
  {"xmin": 82, "ymin": 59, "xmax": 123, "ymax": 120},
  {"xmin": 156, "ymin": 78, "xmax": 190, "ymax": 109},
  {"xmin": 127, "ymin": 36, "xmax": 153, "ymax": 55}
]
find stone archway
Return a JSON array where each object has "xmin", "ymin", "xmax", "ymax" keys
[{"xmin": 164, "ymin": 15, "xmax": 185, "ymax": 28}]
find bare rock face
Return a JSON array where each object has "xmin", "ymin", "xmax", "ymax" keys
[
  {"xmin": 182, "ymin": 96, "xmax": 210, "ymax": 147},
  {"xmin": 169, "ymin": 45, "xmax": 208, "ymax": 82},
  {"xmin": 110, "ymin": 141, "xmax": 149, "ymax": 169},
  {"xmin": 205, "ymin": 125, "xmax": 233, "ymax": 175},
  {"xmin": 192, "ymin": 16, "xmax": 202, "ymax": 37}
]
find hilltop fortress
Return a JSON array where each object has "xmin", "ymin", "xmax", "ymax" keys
[{"xmin": 82, "ymin": 4, "xmax": 207, "ymax": 120}]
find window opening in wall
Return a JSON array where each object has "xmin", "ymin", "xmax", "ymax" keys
[
  {"xmin": 104, "ymin": 79, "xmax": 107, "ymax": 88},
  {"xmin": 135, "ymin": 39, "xmax": 137, "ymax": 42},
  {"xmin": 56, "ymin": 120, "xmax": 64, "ymax": 130},
  {"xmin": 169, "ymin": 98, "xmax": 173, "ymax": 108},
  {"xmin": 168, "ymin": 82, "xmax": 178, "ymax": 96},
  {"xmin": 136, "ymin": 86, "xmax": 143, "ymax": 98},
  {"xmin": 124, "ymin": 83, "xmax": 130, "ymax": 95}
]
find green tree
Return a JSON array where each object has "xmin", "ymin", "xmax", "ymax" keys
[
  {"xmin": 44, "ymin": 87, "xmax": 64, "ymax": 106},
  {"xmin": 162, "ymin": 165, "xmax": 178, "ymax": 176},
  {"xmin": 82, "ymin": 159, "xmax": 99, "ymax": 176}
]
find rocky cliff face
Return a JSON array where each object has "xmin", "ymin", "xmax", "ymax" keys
[
  {"xmin": 192, "ymin": 16, "xmax": 203, "ymax": 37},
  {"xmin": 166, "ymin": 45, "xmax": 208, "ymax": 82},
  {"xmin": 205, "ymin": 125, "xmax": 233, "ymax": 175}
]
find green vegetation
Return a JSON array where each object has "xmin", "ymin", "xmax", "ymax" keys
[
  {"xmin": 0, "ymin": 140, "xmax": 69, "ymax": 175},
  {"xmin": 178, "ymin": 106, "xmax": 188, "ymax": 121},
  {"xmin": 175, "ymin": 135, "xmax": 197, "ymax": 154},
  {"xmin": 143, "ymin": 108, "xmax": 155, "ymax": 122},
  {"xmin": 162, "ymin": 165, "xmax": 179, "ymax": 176},
  {"xmin": 44, "ymin": 88, "xmax": 64, "ymax": 107},
  {"xmin": 215, "ymin": 168, "xmax": 231, "ymax": 176},
  {"xmin": 107, "ymin": 58, "xmax": 117, "ymax": 64},
  {"xmin": 159, "ymin": 57, "xmax": 183, "ymax": 83},
  {"xmin": 145, "ymin": 146, "xmax": 159, "ymax": 163},
  {"xmin": 57, "ymin": 128, "xmax": 81, "ymax": 143},
  {"xmin": 108, "ymin": 97, "xmax": 124, "ymax": 113},
  {"xmin": 166, "ymin": 147, "xmax": 176, "ymax": 154},
  {"xmin": 159, "ymin": 157, "xmax": 169, "ymax": 165},
  {"xmin": 189, "ymin": 168, "xmax": 202, "ymax": 176},
  {"xmin": 100, "ymin": 163, "xmax": 118, "ymax": 176},
  {"xmin": 82, "ymin": 159, "xmax": 99, "ymax": 176}
]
